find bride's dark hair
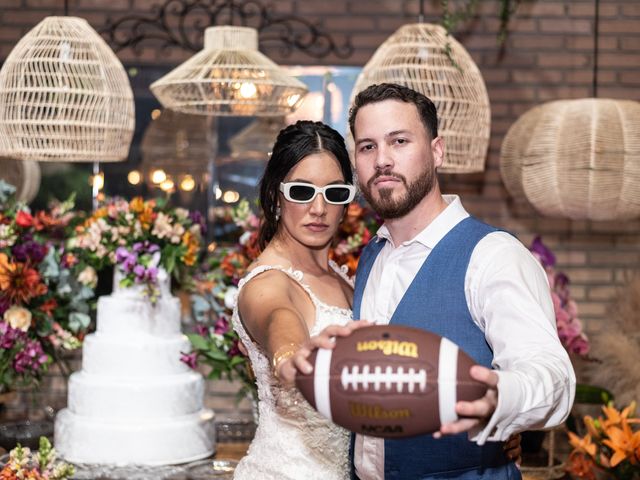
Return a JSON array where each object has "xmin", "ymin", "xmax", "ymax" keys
[{"xmin": 258, "ymin": 120, "xmax": 353, "ymax": 249}]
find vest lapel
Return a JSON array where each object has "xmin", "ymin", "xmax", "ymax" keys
[{"xmin": 352, "ymin": 237, "xmax": 385, "ymax": 320}]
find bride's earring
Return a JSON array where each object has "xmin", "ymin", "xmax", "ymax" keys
[{"xmin": 275, "ymin": 205, "xmax": 281, "ymax": 222}]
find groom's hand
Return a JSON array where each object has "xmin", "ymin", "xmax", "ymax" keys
[
  {"xmin": 435, "ymin": 365, "xmax": 499, "ymax": 437},
  {"xmin": 278, "ymin": 320, "xmax": 372, "ymax": 386}
]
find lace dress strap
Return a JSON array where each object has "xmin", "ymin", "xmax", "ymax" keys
[{"xmin": 328, "ymin": 259, "xmax": 354, "ymax": 288}]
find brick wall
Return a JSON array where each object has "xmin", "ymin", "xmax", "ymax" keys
[{"xmin": 1, "ymin": 0, "xmax": 639, "ymax": 416}]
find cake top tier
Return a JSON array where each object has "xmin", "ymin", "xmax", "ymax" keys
[{"xmin": 113, "ymin": 267, "xmax": 171, "ymax": 298}]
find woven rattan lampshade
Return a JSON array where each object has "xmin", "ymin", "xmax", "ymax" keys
[
  {"xmin": 351, "ymin": 23, "xmax": 490, "ymax": 173},
  {"xmin": 500, "ymin": 98, "xmax": 640, "ymax": 221},
  {"xmin": 229, "ymin": 117, "xmax": 284, "ymax": 160},
  {"xmin": 0, "ymin": 16, "xmax": 135, "ymax": 162},
  {"xmin": 0, "ymin": 158, "xmax": 41, "ymax": 203},
  {"xmin": 140, "ymin": 109, "xmax": 215, "ymax": 178},
  {"xmin": 150, "ymin": 26, "xmax": 308, "ymax": 116}
]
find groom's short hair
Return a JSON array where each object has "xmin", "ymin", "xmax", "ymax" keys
[{"xmin": 348, "ymin": 83, "xmax": 439, "ymax": 140}]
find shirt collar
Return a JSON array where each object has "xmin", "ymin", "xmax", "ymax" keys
[{"xmin": 375, "ymin": 195, "xmax": 470, "ymax": 248}]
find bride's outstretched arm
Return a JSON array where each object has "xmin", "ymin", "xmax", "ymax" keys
[{"xmin": 278, "ymin": 320, "xmax": 372, "ymax": 385}]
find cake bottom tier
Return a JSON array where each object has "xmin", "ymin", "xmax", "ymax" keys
[{"xmin": 54, "ymin": 408, "xmax": 215, "ymax": 466}]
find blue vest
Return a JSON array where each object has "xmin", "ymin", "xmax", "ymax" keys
[{"xmin": 351, "ymin": 217, "xmax": 521, "ymax": 479}]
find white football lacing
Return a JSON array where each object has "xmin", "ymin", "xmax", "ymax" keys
[{"xmin": 340, "ymin": 365, "xmax": 428, "ymax": 393}]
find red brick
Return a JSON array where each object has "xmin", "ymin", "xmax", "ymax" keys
[
  {"xmin": 621, "ymin": 4, "xmax": 640, "ymax": 16},
  {"xmin": 566, "ymin": 36, "xmax": 618, "ymax": 51},
  {"xmin": 511, "ymin": 35, "xmax": 564, "ymax": 50},
  {"xmin": 349, "ymin": 1, "xmax": 397, "ymax": 15},
  {"xmin": 599, "ymin": 19, "xmax": 640, "ymax": 33},
  {"xmin": 297, "ymin": 1, "xmax": 347, "ymax": 14},
  {"xmin": 555, "ymin": 251, "xmax": 588, "ymax": 265},
  {"xmin": 576, "ymin": 302, "xmax": 609, "ymax": 317},
  {"xmin": 78, "ymin": 0, "xmax": 130, "ymax": 9},
  {"xmin": 0, "ymin": 0, "xmax": 23, "ymax": 6},
  {"xmin": 512, "ymin": 69, "xmax": 564, "ymax": 84},
  {"xmin": 1, "ymin": 9, "xmax": 49, "ymax": 25},
  {"xmin": 568, "ymin": 3, "xmax": 618, "ymax": 17},
  {"xmin": 537, "ymin": 52, "xmax": 590, "ymax": 67},
  {"xmin": 519, "ymin": 2, "xmax": 566, "ymax": 17},
  {"xmin": 589, "ymin": 251, "xmax": 640, "ymax": 265},
  {"xmin": 620, "ymin": 71, "xmax": 640, "ymax": 85},
  {"xmin": 537, "ymin": 85, "xmax": 591, "ymax": 100},
  {"xmin": 621, "ymin": 37, "xmax": 640, "ymax": 51},
  {"xmin": 563, "ymin": 268, "xmax": 613, "ymax": 284},
  {"xmin": 489, "ymin": 86, "xmax": 537, "ymax": 102},
  {"xmin": 587, "ymin": 286, "xmax": 619, "ymax": 301},
  {"xmin": 539, "ymin": 18, "xmax": 593, "ymax": 34},
  {"xmin": 25, "ymin": 0, "xmax": 61, "ymax": 7},
  {"xmin": 482, "ymin": 68, "xmax": 510, "ymax": 83},
  {"xmin": 325, "ymin": 16, "xmax": 376, "ymax": 32}
]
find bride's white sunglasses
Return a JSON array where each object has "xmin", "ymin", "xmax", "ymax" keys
[{"xmin": 279, "ymin": 182, "xmax": 356, "ymax": 205}]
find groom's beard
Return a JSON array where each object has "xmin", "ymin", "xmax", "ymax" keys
[{"xmin": 359, "ymin": 164, "xmax": 435, "ymax": 219}]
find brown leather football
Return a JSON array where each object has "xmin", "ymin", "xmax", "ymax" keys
[{"xmin": 295, "ymin": 325, "xmax": 488, "ymax": 438}]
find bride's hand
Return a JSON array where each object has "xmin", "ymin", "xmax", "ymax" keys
[{"xmin": 278, "ymin": 320, "xmax": 372, "ymax": 386}]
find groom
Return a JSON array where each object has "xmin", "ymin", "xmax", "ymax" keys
[{"xmin": 288, "ymin": 83, "xmax": 575, "ymax": 479}]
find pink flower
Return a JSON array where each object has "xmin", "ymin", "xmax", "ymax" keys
[{"xmin": 180, "ymin": 352, "xmax": 198, "ymax": 369}]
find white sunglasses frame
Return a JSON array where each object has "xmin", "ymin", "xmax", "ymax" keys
[{"xmin": 279, "ymin": 181, "xmax": 356, "ymax": 205}]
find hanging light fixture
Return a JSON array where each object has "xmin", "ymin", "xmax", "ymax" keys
[
  {"xmin": 0, "ymin": 16, "xmax": 135, "ymax": 162},
  {"xmin": 499, "ymin": 0, "xmax": 640, "ymax": 221},
  {"xmin": 350, "ymin": 2, "xmax": 490, "ymax": 173},
  {"xmin": 229, "ymin": 116, "xmax": 285, "ymax": 160},
  {"xmin": 0, "ymin": 157, "xmax": 41, "ymax": 203},
  {"xmin": 140, "ymin": 109, "xmax": 214, "ymax": 180},
  {"xmin": 150, "ymin": 26, "xmax": 308, "ymax": 116}
]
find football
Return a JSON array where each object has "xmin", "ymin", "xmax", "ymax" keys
[{"xmin": 295, "ymin": 325, "xmax": 487, "ymax": 438}]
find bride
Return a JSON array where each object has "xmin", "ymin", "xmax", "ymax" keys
[{"xmin": 231, "ymin": 121, "xmax": 520, "ymax": 479}]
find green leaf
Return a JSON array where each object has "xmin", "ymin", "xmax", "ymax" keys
[
  {"xmin": 574, "ymin": 383, "xmax": 614, "ymax": 405},
  {"xmin": 186, "ymin": 334, "xmax": 209, "ymax": 351}
]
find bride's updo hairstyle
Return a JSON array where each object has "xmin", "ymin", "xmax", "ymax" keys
[{"xmin": 258, "ymin": 120, "xmax": 353, "ymax": 249}]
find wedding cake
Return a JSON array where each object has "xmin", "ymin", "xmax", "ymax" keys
[{"xmin": 54, "ymin": 269, "xmax": 215, "ymax": 466}]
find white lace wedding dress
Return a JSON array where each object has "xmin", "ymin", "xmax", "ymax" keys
[{"xmin": 231, "ymin": 263, "xmax": 352, "ymax": 480}]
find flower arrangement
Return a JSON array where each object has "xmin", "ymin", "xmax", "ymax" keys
[
  {"xmin": 0, "ymin": 181, "xmax": 95, "ymax": 393},
  {"xmin": 183, "ymin": 199, "xmax": 380, "ymax": 399},
  {"xmin": 0, "ymin": 436, "xmax": 75, "ymax": 480},
  {"xmin": 529, "ymin": 236, "xmax": 589, "ymax": 356},
  {"xmin": 566, "ymin": 401, "xmax": 640, "ymax": 479},
  {"xmin": 68, "ymin": 196, "xmax": 205, "ymax": 302}
]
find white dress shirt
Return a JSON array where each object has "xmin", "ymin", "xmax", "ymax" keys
[{"xmin": 354, "ymin": 195, "xmax": 576, "ymax": 480}]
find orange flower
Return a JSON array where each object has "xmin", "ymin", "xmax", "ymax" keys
[
  {"xmin": 0, "ymin": 253, "xmax": 48, "ymax": 304},
  {"xmin": 129, "ymin": 197, "xmax": 145, "ymax": 213},
  {"xmin": 602, "ymin": 420, "xmax": 640, "ymax": 467},
  {"xmin": 138, "ymin": 202, "xmax": 156, "ymax": 230},
  {"xmin": 568, "ymin": 431, "xmax": 597, "ymax": 458},
  {"xmin": 181, "ymin": 231, "xmax": 200, "ymax": 267},
  {"xmin": 39, "ymin": 298, "xmax": 58, "ymax": 315},
  {"xmin": 93, "ymin": 207, "xmax": 108, "ymax": 219},
  {"xmin": 565, "ymin": 451, "xmax": 597, "ymax": 479},
  {"xmin": 221, "ymin": 252, "xmax": 250, "ymax": 278}
]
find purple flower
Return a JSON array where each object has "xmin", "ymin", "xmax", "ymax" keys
[
  {"xmin": 214, "ymin": 316, "xmax": 229, "ymax": 335},
  {"xmin": 116, "ymin": 247, "xmax": 138, "ymax": 273},
  {"xmin": 0, "ymin": 322, "xmax": 24, "ymax": 349},
  {"xmin": 133, "ymin": 264, "xmax": 146, "ymax": 281},
  {"xmin": 189, "ymin": 211, "xmax": 206, "ymax": 235},
  {"xmin": 529, "ymin": 236, "xmax": 556, "ymax": 268},
  {"xmin": 180, "ymin": 352, "xmax": 198, "ymax": 369},
  {"xmin": 195, "ymin": 324, "xmax": 209, "ymax": 337},
  {"xmin": 11, "ymin": 239, "xmax": 48, "ymax": 263},
  {"xmin": 13, "ymin": 338, "xmax": 48, "ymax": 374},
  {"xmin": 146, "ymin": 266, "xmax": 158, "ymax": 283},
  {"xmin": 133, "ymin": 241, "xmax": 160, "ymax": 254}
]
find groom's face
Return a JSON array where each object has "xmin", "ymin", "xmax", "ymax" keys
[{"xmin": 353, "ymin": 99, "xmax": 443, "ymax": 219}]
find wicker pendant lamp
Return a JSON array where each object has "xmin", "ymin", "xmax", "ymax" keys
[
  {"xmin": 351, "ymin": 22, "xmax": 490, "ymax": 173},
  {"xmin": 150, "ymin": 26, "xmax": 308, "ymax": 116},
  {"xmin": 499, "ymin": 0, "xmax": 640, "ymax": 221},
  {"xmin": 500, "ymin": 99, "xmax": 640, "ymax": 221},
  {"xmin": 0, "ymin": 158, "xmax": 41, "ymax": 203},
  {"xmin": 140, "ymin": 109, "xmax": 214, "ymax": 179},
  {"xmin": 0, "ymin": 16, "xmax": 135, "ymax": 162},
  {"xmin": 229, "ymin": 117, "xmax": 285, "ymax": 160}
]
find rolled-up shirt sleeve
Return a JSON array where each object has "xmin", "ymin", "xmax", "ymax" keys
[{"xmin": 465, "ymin": 232, "xmax": 576, "ymax": 444}]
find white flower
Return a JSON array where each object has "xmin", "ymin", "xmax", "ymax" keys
[
  {"xmin": 175, "ymin": 208, "xmax": 189, "ymax": 220},
  {"xmin": 239, "ymin": 231, "xmax": 252, "ymax": 246},
  {"xmin": 4, "ymin": 306, "xmax": 32, "ymax": 332},
  {"xmin": 78, "ymin": 266, "xmax": 98, "ymax": 288},
  {"xmin": 224, "ymin": 286, "xmax": 238, "ymax": 310}
]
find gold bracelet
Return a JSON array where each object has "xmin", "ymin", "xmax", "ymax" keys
[{"xmin": 271, "ymin": 343, "xmax": 299, "ymax": 379}]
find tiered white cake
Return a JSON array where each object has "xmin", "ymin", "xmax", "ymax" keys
[{"xmin": 54, "ymin": 269, "xmax": 215, "ymax": 466}]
